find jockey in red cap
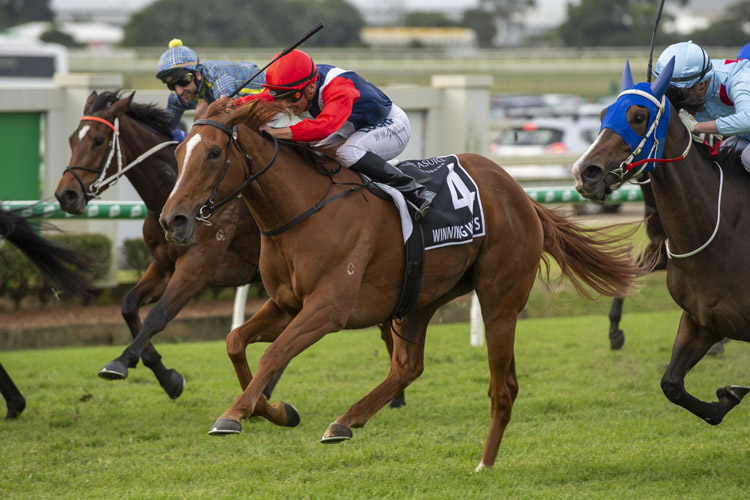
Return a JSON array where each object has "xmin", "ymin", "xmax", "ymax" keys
[{"xmin": 234, "ymin": 49, "xmax": 435, "ymax": 219}]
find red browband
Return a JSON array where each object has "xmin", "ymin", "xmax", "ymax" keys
[{"xmin": 80, "ymin": 115, "xmax": 118, "ymax": 134}]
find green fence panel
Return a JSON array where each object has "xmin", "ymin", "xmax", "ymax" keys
[{"xmin": 0, "ymin": 112, "xmax": 41, "ymax": 200}]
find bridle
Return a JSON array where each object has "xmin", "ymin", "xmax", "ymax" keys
[
  {"xmin": 191, "ymin": 118, "xmax": 276, "ymax": 226},
  {"xmin": 603, "ymin": 92, "xmax": 722, "ymax": 260},
  {"xmin": 64, "ymin": 115, "xmax": 177, "ymax": 200},
  {"xmin": 191, "ymin": 118, "xmax": 365, "ymax": 235},
  {"xmin": 602, "ymin": 89, "xmax": 692, "ymax": 191}
]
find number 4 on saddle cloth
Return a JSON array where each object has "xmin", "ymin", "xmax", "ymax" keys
[{"xmin": 361, "ymin": 154, "xmax": 486, "ymax": 322}]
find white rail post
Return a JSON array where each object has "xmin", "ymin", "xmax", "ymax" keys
[
  {"xmin": 469, "ymin": 292, "xmax": 484, "ymax": 346},
  {"xmin": 232, "ymin": 284, "xmax": 250, "ymax": 330}
]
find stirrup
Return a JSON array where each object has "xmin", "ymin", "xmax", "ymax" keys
[{"xmin": 405, "ymin": 199, "xmax": 431, "ymax": 221}]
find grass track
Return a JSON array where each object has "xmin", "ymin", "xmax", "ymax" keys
[{"xmin": 2, "ymin": 306, "xmax": 749, "ymax": 499}]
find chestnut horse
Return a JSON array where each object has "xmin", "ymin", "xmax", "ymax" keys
[
  {"xmin": 573, "ymin": 58, "xmax": 750, "ymax": 425},
  {"xmin": 53, "ymin": 90, "xmax": 262, "ymax": 399},
  {"xmin": 53, "ymin": 91, "xmax": 406, "ymax": 406},
  {"xmin": 159, "ymin": 97, "xmax": 640, "ymax": 470},
  {"xmin": 1, "ymin": 207, "xmax": 96, "ymax": 418}
]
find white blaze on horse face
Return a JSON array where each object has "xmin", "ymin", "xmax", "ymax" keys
[
  {"xmin": 171, "ymin": 133, "xmax": 202, "ymax": 197},
  {"xmin": 78, "ymin": 125, "xmax": 90, "ymax": 141},
  {"xmin": 571, "ymin": 128, "xmax": 605, "ymax": 185}
]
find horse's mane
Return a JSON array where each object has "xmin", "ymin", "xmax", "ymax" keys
[
  {"xmin": 666, "ymin": 99, "xmax": 741, "ymax": 170},
  {"xmin": 203, "ymin": 98, "xmax": 339, "ymax": 161},
  {"xmin": 92, "ymin": 90, "xmax": 172, "ymax": 138}
]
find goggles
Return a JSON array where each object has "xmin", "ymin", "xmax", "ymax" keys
[
  {"xmin": 162, "ymin": 71, "xmax": 195, "ymax": 90},
  {"xmin": 268, "ymin": 87, "xmax": 305, "ymax": 103}
]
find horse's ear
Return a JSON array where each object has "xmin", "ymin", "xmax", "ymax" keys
[
  {"xmin": 195, "ymin": 100, "xmax": 209, "ymax": 120},
  {"xmin": 109, "ymin": 91, "xmax": 135, "ymax": 118},
  {"xmin": 651, "ymin": 56, "xmax": 675, "ymax": 99},
  {"xmin": 84, "ymin": 91, "xmax": 98, "ymax": 113},
  {"xmin": 621, "ymin": 60, "xmax": 634, "ymax": 91}
]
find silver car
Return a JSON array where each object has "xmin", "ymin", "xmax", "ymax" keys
[{"xmin": 488, "ymin": 117, "xmax": 602, "ymax": 157}]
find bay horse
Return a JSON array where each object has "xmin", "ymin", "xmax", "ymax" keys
[
  {"xmin": 1, "ymin": 207, "xmax": 96, "ymax": 418},
  {"xmin": 53, "ymin": 90, "xmax": 261, "ymax": 399},
  {"xmin": 573, "ymin": 58, "xmax": 750, "ymax": 425},
  {"xmin": 53, "ymin": 91, "xmax": 406, "ymax": 406},
  {"xmin": 159, "ymin": 97, "xmax": 640, "ymax": 470}
]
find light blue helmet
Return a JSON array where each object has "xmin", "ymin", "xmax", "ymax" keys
[
  {"xmin": 156, "ymin": 39, "xmax": 200, "ymax": 82},
  {"xmin": 653, "ymin": 41, "xmax": 712, "ymax": 88}
]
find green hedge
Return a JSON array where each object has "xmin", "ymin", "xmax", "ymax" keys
[{"xmin": 122, "ymin": 237, "xmax": 152, "ymax": 278}]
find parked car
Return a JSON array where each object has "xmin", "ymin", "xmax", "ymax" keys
[
  {"xmin": 488, "ymin": 117, "xmax": 601, "ymax": 157},
  {"xmin": 576, "ymin": 95, "xmax": 617, "ymax": 119},
  {"xmin": 490, "ymin": 93, "xmax": 588, "ymax": 121}
]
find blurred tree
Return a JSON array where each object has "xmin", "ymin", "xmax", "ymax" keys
[
  {"xmin": 462, "ymin": 8, "xmax": 497, "ymax": 48},
  {"xmin": 0, "ymin": 0, "xmax": 53, "ymax": 30},
  {"xmin": 40, "ymin": 27, "xmax": 84, "ymax": 47},
  {"xmin": 559, "ymin": 0, "xmax": 686, "ymax": 47},
  {"xmin": 687, "ymin": 0, "xmax": 750, "ymax": 47},
  {"xmin": 479, "ymin": 0, "xmax": 535, "ymax": 46},
  {"xmin": 122, "ymin": 0, "xmax": 364, "ymax": 47},
  {"xmin": 291, "ymin": 0, "xmax": 364, "ymax": 47}
]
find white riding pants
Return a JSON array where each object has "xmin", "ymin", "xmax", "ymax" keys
[{"xmin": 314, "ymin": 104, "xmax": 411, "ymax": 167}]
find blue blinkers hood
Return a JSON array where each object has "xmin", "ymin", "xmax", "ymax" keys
[{"xmin": 599, "ymin": 58, "xmax": 675, "ymax": 172}]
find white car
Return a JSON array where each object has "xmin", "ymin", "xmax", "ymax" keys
[{"xmin": 488, "ymin": 117, "xmax": 602, "ymax": 157}]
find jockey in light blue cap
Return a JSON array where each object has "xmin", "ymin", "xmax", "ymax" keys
[
  {"xmin": 654, "ymin": 41, "xmax": 713, "ymax": 88},
  {"xmin": 654, "ymin": 40, "xmax": 750, "ymax": 171},
  {"xmin": 156, "ymin": 39, "xmax": 266, "ymax": 139}
]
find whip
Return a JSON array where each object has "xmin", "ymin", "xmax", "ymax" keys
[{"xmin": 228, "ymin": 22, "xmax": 325, "ymax": 98}]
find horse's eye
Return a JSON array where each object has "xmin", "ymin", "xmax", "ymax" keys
[
  {"xmin": 632, "ymin": 113, "xmax": 647, "ymax": 125},
  {"xmin": 93, "ymin": 137, "xmax": 105, "ymax": 147},
  {"xmin": 208, "ymin": 148, "xmax": 222, "ymax": 160}
]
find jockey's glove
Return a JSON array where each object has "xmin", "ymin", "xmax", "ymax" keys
[
  {"xmin": 171, "ymin": 129, "xmax": 188, "ymax": 143},
  {"xmin": 678, "ymin": 109, "xmax": 697, "ymax": 133}
]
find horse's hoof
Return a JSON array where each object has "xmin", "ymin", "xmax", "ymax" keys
[
  {"xmin": 282, "ymin": 402, "xmax": 301, "ymax": 427},
  {"xmin": 717, "ymin": 385, "xmax": 750, "ymax": 404},
  {"xmin": 160, "ymin": 369, "xmax": 185, "ymax": 399},
  {"xmin": 389, "ymin": 392, "xmax": 406, "ymax": 409},
  {"xmin": 609, "ymin": 329, "xmax": 625, "ymax": 350},
  {"xmin": 208, "ymin": 418, "xmax": 242, "ymax": 435},
  {"xmin": 320, "ymin": 422, "xmax": 352, "ymax": 443},
  {"xmin": 5, "ymin": 397, "xmax": 25, "ymax": 420},
  {"xmin": 98, "ymin": 360, "xmax": 128, "ymax": 380}
]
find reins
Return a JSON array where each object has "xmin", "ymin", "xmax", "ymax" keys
[
  {"xmin": 192, "ymin": 119, "xmax": 365, "ymax": 234},
  {"xmin": 664, "ymin": 159, "xmax": 724, "ymax": 259},
  {"xmin": 65, "ymin": 115, "xmax": 177, "ymax": 200},
  {"xmin": 191, "ymin": 118, "xmax": 272, "ymax": 225}
]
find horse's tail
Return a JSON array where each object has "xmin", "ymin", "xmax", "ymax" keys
[
  {"xmin": 532, "ymin": 200, "xmax": 642, "ymax": 299},
  {"xmin": 0, "ymin": 207, "xmax": 97, "ymax": 298}
]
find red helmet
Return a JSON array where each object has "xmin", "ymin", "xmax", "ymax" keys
[{"xmin": 264, "ymin": 49, "xmax": 318, "ymax": 96}]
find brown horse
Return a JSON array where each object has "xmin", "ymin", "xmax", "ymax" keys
[
  {"xmin": 573, "ymin": 59, "xmax": 750, "ymax": 425},
  {"xmin": 54, "ymin": 90, "xmax": 408, "ymax": 407},
  {"xmin": 53, "ymin": 90, "xmax": 263, "ymax": 399},
  {"xmin": 1, "ymin": 207, "xmax": 97, "ymax": 418},
  {"xmin": 159, "ymin": 97, "xmax": 639, "ymax": 470}
]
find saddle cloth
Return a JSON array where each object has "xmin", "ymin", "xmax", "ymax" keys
[{"xmin": 374, "ymin": 154, "xmax": 485, "ymax": 250}]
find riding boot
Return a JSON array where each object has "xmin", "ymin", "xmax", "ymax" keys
[{"xmin": 350, "ymin": 152, "xmax": 436, "ymax": 220}]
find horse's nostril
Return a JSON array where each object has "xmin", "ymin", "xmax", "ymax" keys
[
  {"xmin": 56, "ymin": 190, "xmax": 78, "ymax": 207},
  {"xmin": 582, "ymin": 165, "xmax": 604, "ymax": 182},
  {"xmin": 170, "ymin": 215, "xmax": 187, "ymax": 230}
]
